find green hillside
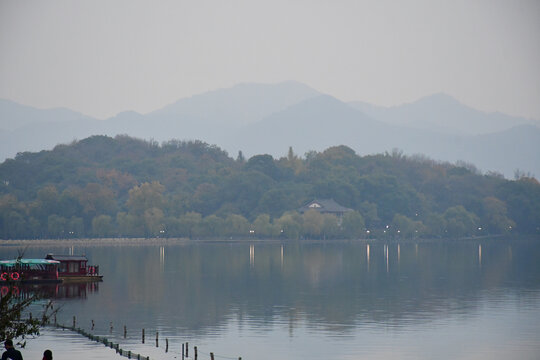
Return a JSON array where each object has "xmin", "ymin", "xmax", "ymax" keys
[{"xmin": 0, "ymin": 135, "xmax": 538, "ymax": 239}]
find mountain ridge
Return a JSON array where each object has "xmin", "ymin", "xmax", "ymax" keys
[
  {"xmin": 1, "ymin": 82, "xmax": 538, "ymax": 178},
  {"xmin": 348, "ymin": 93, "xmax": 539, "ymax": 135}
]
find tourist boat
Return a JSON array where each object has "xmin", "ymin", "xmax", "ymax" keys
[
  {"xmin": 44, "ymin": 254, "xmax": 103, "ymax": 282},
  {"xmin": 0, "ymin": 258, "xmax": 61, "ymax": 283}
]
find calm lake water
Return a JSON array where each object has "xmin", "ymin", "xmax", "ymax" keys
[{"xmin": 2, "ymin": 238, "xmax": 540, "ymax": 360}]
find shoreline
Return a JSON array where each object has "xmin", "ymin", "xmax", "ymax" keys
[
  {"xmin": 0, "ymin": 237, "xmax": 192, "ymax": 247},
  {"xmin": 0, "ymin": 234, "xmax": 527, "ymax": 247}
]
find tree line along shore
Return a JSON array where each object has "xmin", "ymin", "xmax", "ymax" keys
[{"xmin": 0, "ymin": 135, "xmax": 539, "ymax": 240}]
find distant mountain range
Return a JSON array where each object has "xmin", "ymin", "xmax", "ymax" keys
[
  {"xmin": 1, "ymin": 81, "xmax": 539, "ymax": 178},
  {"xmin": 348, "ymin": 93, "xmax": 538, "ymax": 135}
]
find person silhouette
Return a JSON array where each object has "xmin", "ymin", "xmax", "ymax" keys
[
  {"xmin": 1, "ymin": 339, "xmax": 23, "ymax": 360},
  {"xmin": 42, "ymin": 350, "xmax": 52, "ymax": 360}
]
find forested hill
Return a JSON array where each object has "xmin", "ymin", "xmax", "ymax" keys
[{"xmin": 0, "ymin": 135, "xmax": 539, "ymax": 240}]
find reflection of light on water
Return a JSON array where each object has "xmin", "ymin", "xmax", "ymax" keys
[
  {"xmin": 281, "ymin": 244, "xmax": 284, "ymax": 269},
  {"xmin": 70, "ymin": 246, "xmax": 74, "ymax": 255},
  {"xmin": 385, "ymin": 244, "xmax": 389, "ymax": 273},
  {"xmin": 366, "ymin": 244, "xmax": 370, "ymax": 271},
  {"xmin": 398, "ymin": 244, "xmax": 401, "ymax": 264},
  {"xmin": 23, "ymin": 241, "xmax": 540, "ymax": 360},
  {"xmin": 159, "ymin": 246, "xmax": 165, "ymax": 271},
  {"xmin": 250, "ymin": 244, "xmax": 255, "ymax": 267},
  {"xmin": 415, "ymin": 243, "xmax": 418, "ymax": 258},
  {"xmin": 24, "ymin": 328, "xmax": 128, "ymax": 360},
  {"xmin": 478, "ymin": 244, "xmax": 482, "ymax": 267},
  {"xmin": 289, "ymin": 309, "xmax": 295, "ymax": 337}
]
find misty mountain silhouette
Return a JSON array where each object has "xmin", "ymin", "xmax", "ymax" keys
[
  {"xmin": 1, "ymin": 82, "xmax": 538, "ymax": 178},
  {"xmin": 348, "ymin": 92, "xmax": 538, "ymax": 135}
]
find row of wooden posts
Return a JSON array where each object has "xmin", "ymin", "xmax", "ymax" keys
[{"xmin": 58, "ymin": 315, "xmax": 241, "ymax": 360}]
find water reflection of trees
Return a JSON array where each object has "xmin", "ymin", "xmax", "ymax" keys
[
  {"xmin": 109, "ymin": 240, "xmax": 540, "ymax": 335},
  {"xmin": 2, "ymin": 282, "xmax": 100, "ymax": 301}
]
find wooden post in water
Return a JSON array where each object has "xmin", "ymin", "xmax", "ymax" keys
[
  {"xmin": 210, "ymin": 352, "xmax": 215, "ymax": 360},
  {"xmin": 166, "ymin": 338, "xmax": 169, "ymax": 352},
  {"xmin": 73, "ymin": 316, "xmax": 76, "ymax": 328},
  {"xmin": 182, "ymin": 343, "xmax": 185, "ymax": 360},
  {"xmin": 142, "ymin": 328, "xmax": 145, "ymax": 343},
  {"xmin": 110, "ymin": 322, "xmax": 113, "ymax": 333},
  {"xmin": 124, "ymin": 325, "xmax": 127, "ymax": 338},
  {"xmin": 186, "ymin": 342, "xmax": 189, "ymax": 358},
  {"xmin": 194, "ymin": 346, "xmax": 198, "ymax": 360},
  {"xmin": 91, "ymin": 320, "xmax": 95, "ymax": 330},
  {"xmin": 155, "ymin": 331, "xmax": 159, "ymax": 347}
]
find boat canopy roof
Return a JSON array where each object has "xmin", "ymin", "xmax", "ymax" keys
[
  {"xmin": 45, "ymin": 254, "xmax": 88, "ymax": 262},
  {"xmin": 0, "ymin": 259, "xmax": 60, "ymax": 267}
]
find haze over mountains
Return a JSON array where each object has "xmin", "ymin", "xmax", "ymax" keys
[
  {"xmin": 1, "ymin": 81, "xmax": 539, "ymax": 179},
  {"xmin": 348, "ymin": 93, "xmax": 538, "ymax": 136}
]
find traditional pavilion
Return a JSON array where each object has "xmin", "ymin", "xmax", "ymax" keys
[{"xmin": 297, "ymin": 199, "xmax": 353, "ymax": 218}]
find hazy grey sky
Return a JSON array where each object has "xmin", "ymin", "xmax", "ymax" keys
[{"xmin": 1, "ymin": 0, "xmax": 539, "ymax": 120}]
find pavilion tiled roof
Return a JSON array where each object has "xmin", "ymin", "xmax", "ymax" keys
[{"xmin": 298, "ymin": 199, "xmax": 353, "ymax": 214}]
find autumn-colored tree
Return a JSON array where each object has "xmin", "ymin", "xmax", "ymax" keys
[
  {"xmin": 117, "ymin": 212, "xmax": 144, "ymax": 237},
  {"xmin": 126, "ymin": 182, "xmax": 166, "ymax": 216},
  {"xmin": 423, "ymin": 213, "xmax": 446, "ymax": 237},
  {"xmin": 96, "ymin": 168, "xmax": 137, "ymax": 196},
  {"xmin": 391, "ymin": 213, "xmax": 424, "ymax": 238},
  {"xmin": 275, "ymin": 212, "xmax": 302, "ymax": 239},
  {"xmin": 443, "ymin": 206, "xmax": 479, "ymax": 238},
  {"xmin": 47, "ymin": 214, "xmax": 66, "ymax": 238},
  {"xmin": 178, "ymin": 212, "xmax": 202, "ymax": 238},
  {"xmin": 92, "ymin": 214, "xmax": 115, "ymax": 237},
  {"xmin": 224, "ymin": 214, "xmax": 250, "ymax": 237},
  {"xmin": 302, "ymin": 210, "xmax": 324, "ymax": 238},
  {"xmin": 76, "ymin": 183, "xmax": 117, "ymax": 219},
  {"xmin": 341, "ymin": 211, "xmax": 365, "ymax": 239},
  {"xmin": 252, "ymin": 214, "xmax": 274, "ymax": 238},
  {"xmin": 201, "ymin": 215, "xmax": 225, "ymax": 237},
  {"xmin": 67, "ymin": 216, "xmax": 84, "ymax": 238},
  {"xmin": 143, "ymin": 207, "xmax": 165, "ymax": 237},
  {"xmin": 321, "ymin": 214, "xmax": 340, "ymax": 239},
  {"xmin": 482, "ymin": 197, "xmax": 515, "ymax": 234}
]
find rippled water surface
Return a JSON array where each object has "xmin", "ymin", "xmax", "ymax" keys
[{"xmin": 3, "ymin": 238, "xmax": 540, "ymax": 360}]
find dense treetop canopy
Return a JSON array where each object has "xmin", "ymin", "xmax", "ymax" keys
[{"xmin": 0, "ymin": 135, "xmax": 538, "ymax": 240}]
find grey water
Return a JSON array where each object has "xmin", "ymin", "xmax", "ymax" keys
[{"xmin": 3, "ymin": 238, "xmax": 540, "ymax": 360}]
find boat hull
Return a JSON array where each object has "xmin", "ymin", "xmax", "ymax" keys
[
  {"xmin": 60, "ymin": 275, "xmax": 103, "ymax": 282},
  {"xmin": 2, "ymin": 279, "xmax": 62, "ymax": 284}
]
